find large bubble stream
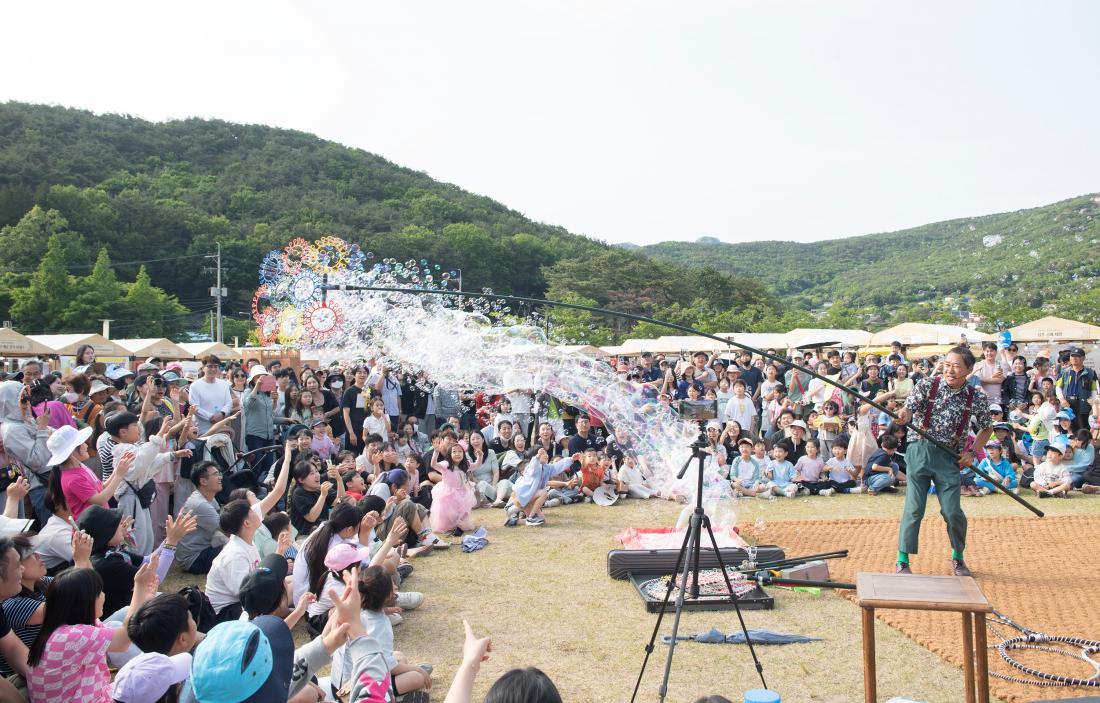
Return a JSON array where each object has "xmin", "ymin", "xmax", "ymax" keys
[{"xmin": 253, "ymin": 237, "xmax": 736, "ymax": 522}]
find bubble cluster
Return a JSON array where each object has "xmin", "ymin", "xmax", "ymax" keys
[{"xmin": 254, "ymin": 237, "xmax": 736, "ymax": 518}]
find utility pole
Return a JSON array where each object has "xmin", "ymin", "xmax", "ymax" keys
[
  {"xmin": 205, "ymin": 243, "xmax": 227, "ymax": 343},
  {"xmin": 99, "ymin": 319, "xmax": 113, "ymax": 339}
]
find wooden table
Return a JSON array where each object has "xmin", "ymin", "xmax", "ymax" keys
[{"xmin": 856, "ymin": 572, "xmax": 993, "ymax": 703}]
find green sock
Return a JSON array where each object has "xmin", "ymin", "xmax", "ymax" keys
[
  {"xmin": 897, "ymin": 551, "xmax": 909, "ymax": 564},
  {"xmin": 952, "ymin": 549, "xmax": 963, "ymax": 561}
]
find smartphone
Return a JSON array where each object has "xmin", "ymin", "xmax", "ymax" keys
[{"xmin": 260, "ymin": 375, "xmax": 277, "ymax": 393}]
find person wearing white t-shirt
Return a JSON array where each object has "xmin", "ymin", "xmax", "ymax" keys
[
  {"xmin": 188, "ymin": 356, "xmax": 233, "ymax": 434},
  {"xmin": 723, "ymin": 380, "xmax": 756, "ymax": 435},
  {"xmin": 204, "ymin": 499, "xmax": 261, "ymax": 619}
]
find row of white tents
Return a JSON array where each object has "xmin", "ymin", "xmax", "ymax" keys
[
  {"xmin": 0, "ymin": 330, "xmax": 240, "ymax": 361},
  {"xmin": 5, "ymin": 316, "xmax": 1099, "ymax": 365},
  {"xmin": 591, "ymin": 317, "xmax": 1100, "ymax": 359}
]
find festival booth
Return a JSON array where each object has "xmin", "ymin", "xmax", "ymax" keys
[
  {"xmin": 557, "ymin": 344, "xmax": 602, "ymax": 357},
  {"xmin": 114, "ymin": 338, "xmax": 194, "ymax": 362},
  {"xmin": 616, "ymin": 338, "xmax": 661, "ymax": 357},
  {"xmin": 0, "ymin": 328, "xmax": 55, "ymax": 376},
  {"xmin": 0, "ymin": 328, "xmax": 54, "ymax": 358},
  {"xmin": 786, "ymin": 328, "xmax": 873, "ymax": 350},
  {"xmin": 866, "ymin": 323, "xmax": 990, "ymax": 347},
  {"xmin": 716, "ymin": 332, "xmax": 791, "ymax": 357},
  {"xmin": 649, "ymin": 336, "xmax": 732, "ymax": 355},
  {"xmin": 1007, "ymin": 315, "xmax": 1100, "ymax": 343},
  {"xmin": 179, "ymin": 341, "xmax": 242, "ymax": 361},
  {"xmin": 27, "ymin": 333, "xmax": 131, "ymax": 373}
]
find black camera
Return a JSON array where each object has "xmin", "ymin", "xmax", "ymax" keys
[
  {"xmin": 26, "ymin": 379, "xmax": 53, "ymax": 407},
  {"xmin": 677, "ymin": 399, "xmax": 718, "ymax": 421}
]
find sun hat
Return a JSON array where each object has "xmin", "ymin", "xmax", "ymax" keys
[
  {"xmin": 46, "ymin": 425, "xmax": 93, "ymax": 466},
  {"xmin": 137, "ymin": 362, "xmax": 159, "ymax": 373},
  {"xmin": 113, "ymin": 652, "xmax": 192, "ymax": 703},
  {"xmin": 592, "ymin": 484, "xmax": 619, "ymax": 506},
  {"xmin": 323, "ymin": 542, "xmax": 372, "ymax": 572},
  {"xmin": 984, "ymin": 440, "xmax": 1002, "ymax": 449},
  {"xmin": 106, "ymin": 366, "xmax": 135, "ymax": 381},
  {"xmin": 166, "ymin": 362, "xmax": 184, "ymax": 372},
  {"xmin": 788, "ymin": 419, "xmax": 809, "ymax": 431},
  {"xmin": 737, "ymin": 438, "xmax": 755, "ymax": 447},
  {"xmin": 88, "ymin": 379, "xmax": 112, "ymax": 396},
  {"xmin": 989, "ymin": 404, "xmax": 1003, "ymax": 413},
  {"xmin": 705, "ymin": 421, "xmax": 722, "ymax": 431},
  {"xmin": 162, "ymin": 371, "xmax": 183, "ymax": 384},
  {"xmin": 239, "ymin": 553, "xmax": 289, "ymax": 618},
  {"xmin": 247, "ymin": 365, "xmax": 270, "ymax": 384},
  {"xmin": 1055, "ymin": 410, "xmax": 1073, "ymax": 421}
]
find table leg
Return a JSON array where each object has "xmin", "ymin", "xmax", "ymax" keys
[
  {"xmin": 962, "ymin": 612, "xmax": 976, "ymax": 703},
  {"xmin": 974, "ymin": 612, "xmax": 989, "ymax": 703},
  {"xmin": 862, "ymin": 606, "xmax": 876, "ymax": 703}
]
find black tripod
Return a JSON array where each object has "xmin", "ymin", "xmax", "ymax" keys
[{"xmin": 631, "ymin": 427, "xmax": 767, "ymax": 702}]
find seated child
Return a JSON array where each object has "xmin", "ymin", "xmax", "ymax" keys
[
  {"xmin": 974, "ymin": 440, "xmax": 1018, "ymax": 495},
  {"xmin": 330, "ymin": 565, "xmax": 431, "ymax": 700},
  {"xmin": 508, "ymin": 449, "xmax": 575, "ymax": 527},
  {"xmin": 825, "ymin": 443, "xmax": 864, "ymax": 494},
  {"xmin": 616, "ymin": 454, "xmax": 658, "ymax": 499},
  {"xmin": 578, "ymin": 448, "xmax": 606, "ymax": 501},
  {"xmin": 1031, "ymin": 444, "xmax": 1072, "ymax": 497},
  {"xmin": 729, "ymin": 439, "xmax": 770, "ymax": 499},
  {"xmin": 1064, "ymin": 429, "xmax": 1096, "ymax": 490},
  {"xmin": 862, "ymin": 435, "xmax": 900, "ymax": 496},
  {"xmin": 794, "ymin": 439, "xmax": 834, "ymax": 496},
  {"xmin": 766, "ymin": 441, "xmax": 798, "ymax": 498}
]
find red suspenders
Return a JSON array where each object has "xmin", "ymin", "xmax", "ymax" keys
[{"xmin": 921, "ymin": 376, "xmax": 975, "ymax": 444}]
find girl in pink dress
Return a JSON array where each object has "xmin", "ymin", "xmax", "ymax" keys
[{"xmin": 430, "ymin": 444, "xmax": 477, "ymax": 534}]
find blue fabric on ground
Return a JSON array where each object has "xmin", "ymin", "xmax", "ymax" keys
[
  {"xmin": 461, "ymin": 527, "xmax": 489, "ymax": 552},
  {"xmin": 661, "ymin": 628, "xmax": 821, "ymax": 645}
]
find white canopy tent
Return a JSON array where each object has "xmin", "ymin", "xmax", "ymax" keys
[
  {"xmin": 867, "ymin": 323, "xmax": 991, "ymax": 347},
  {"xmin": 785, "ymin": 328, "xmax": 873, "ymax": 349},
  {"xmin": 115, "ymin": 338, "xmax": 194, "ymax": 360},
  {"xmin": 0, "ymin": 328, "xmax": 55, "ymax": 357},
  {"xmin": 181, "ymin": 342, "xmax": 243, "ymax": 360},
  {"xmin": 27, "ymin": 333, "xmax": 130, "ymax": 358},
  {"xmin": 1007, "ymin": 316, "xmax": 1100, "ymax": 343}
]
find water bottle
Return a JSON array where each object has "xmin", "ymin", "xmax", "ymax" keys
[{"xmin": 744, "ymin": 690, "xmax": 780, "ymax": 703}]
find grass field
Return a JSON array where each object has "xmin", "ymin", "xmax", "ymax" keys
[{"xmin": 163, "ymin": 491, "xmax": 1100, "ymax": 702}]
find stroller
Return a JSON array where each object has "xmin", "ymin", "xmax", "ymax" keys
[{"xmin": 181, "ymin": 432, "xmax": 284, "ymax": 505}]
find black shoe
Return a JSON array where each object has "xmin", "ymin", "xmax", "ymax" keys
[
  {"xmin": 504, "ymin": 515, "xmax": 519, "ymax": 527},
  {"xmin": 450, "ymin": 527, "xmax": 464, "ymax": 537},
  {"xmin": 952, "ymin": 559, "xmax": 972, "ymax": 577},
  {"xmin": 895, "ymin": 562, "xmax": 912, "ymax": 575},
  {"xmin": 1037, "ymin": 490, "xmax": 1050, "ymax": 499}
]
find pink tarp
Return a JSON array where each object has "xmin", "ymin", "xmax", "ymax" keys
[{"xmin": 615, "ymin": 526, "xmax": 748, "ymax": 550}]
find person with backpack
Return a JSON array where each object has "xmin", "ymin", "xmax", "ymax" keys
[{"xmin": 1055, "ymin": 346, "xmax": 1098, "ymax": 432}]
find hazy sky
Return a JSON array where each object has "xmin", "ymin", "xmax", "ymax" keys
[{"xmin": 3, "ymin": 1, "xmax": 1098, "ymax": 246}]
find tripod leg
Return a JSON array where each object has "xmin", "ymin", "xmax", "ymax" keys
[
  {"xmin": 631, "ymin": 520, "xmax": 694, "ymax": 703},
  {"xmin": 657, "ymin": 523, "xmax": 698, "ymax": 703},
  {"xmin": 703, "ymin": 515, "xmax": 768, "ymax": 690}
]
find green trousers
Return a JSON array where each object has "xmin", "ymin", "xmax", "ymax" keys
[{"xmin": 898, "ymin": 440, "xmax": 967, "ymax": 555}]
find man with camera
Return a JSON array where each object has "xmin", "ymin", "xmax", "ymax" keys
[
  {"xmin": 0, "ymin": 380, "xmax": 52, "ymax": 527},
  {"xmin": 1055, "ymin": 347, "xmax": 1097, "ymax": 432}
]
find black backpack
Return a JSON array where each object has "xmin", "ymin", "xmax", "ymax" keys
[{"xmin": 178, "ymin": 586, "xmax": 217, "ymax": 633}]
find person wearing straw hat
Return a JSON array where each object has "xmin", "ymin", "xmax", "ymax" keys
[{"xmin": 45, "ymin": 424, "xmax": 129, "ymax": 522}]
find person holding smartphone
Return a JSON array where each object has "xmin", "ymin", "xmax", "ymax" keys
[{"xmin": 242, "ymin": 365, "xmax": 278, "ymax": 478}]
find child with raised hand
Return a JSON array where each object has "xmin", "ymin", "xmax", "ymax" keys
[
  {"xmin": 330, "ymin": 566, "xmax": 432, "ymax": 701},
  {"xmin": 766, "ymin": 441, "xmax": 798, "ymax": 498},
  {"xmin": 975, "ymin": 440, "xmax": 1018, "ymax": 495},
  {"xmin": 430, "ymin": 443, "xmax": 478, "ymax": 535},
  {"xmin": 730, "ymin": 439, "xmax": 769, "ymax": 499},
  {"xmin": 577, "ymin": 447, "xmax": 605, "ymax": 502},
  {"xmin": 1031, "ymin": 444, "xmax": 1073, "ymax": 497},
  {"xmin": 794, "ymin": 438, "xmax": 834, "ymax": 496},
  {"xmin": 825, "ymin": 443, "xmax": 864, "ymax": 494},
  {"xmin": 508, "ymin": 448, "xmax": 574, "ymax": 526}
]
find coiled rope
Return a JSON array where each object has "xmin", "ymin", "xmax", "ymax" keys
[{"xmin": 987, "ymin": 609, "xmax": 1100, "ymax": 687}]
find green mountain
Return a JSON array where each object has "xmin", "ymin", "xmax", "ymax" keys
[
  {"xmin": 631, "ymin": 194, "xmax": 1100, "ymax": 329},
  {"xmin": 0, "ymin": 102, "xmax": 770, "ymax": 340}
]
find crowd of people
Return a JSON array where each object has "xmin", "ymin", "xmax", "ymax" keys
[{"xmin": 0, "ymin": 335, "xmax": 1095, "ymax": 702}]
